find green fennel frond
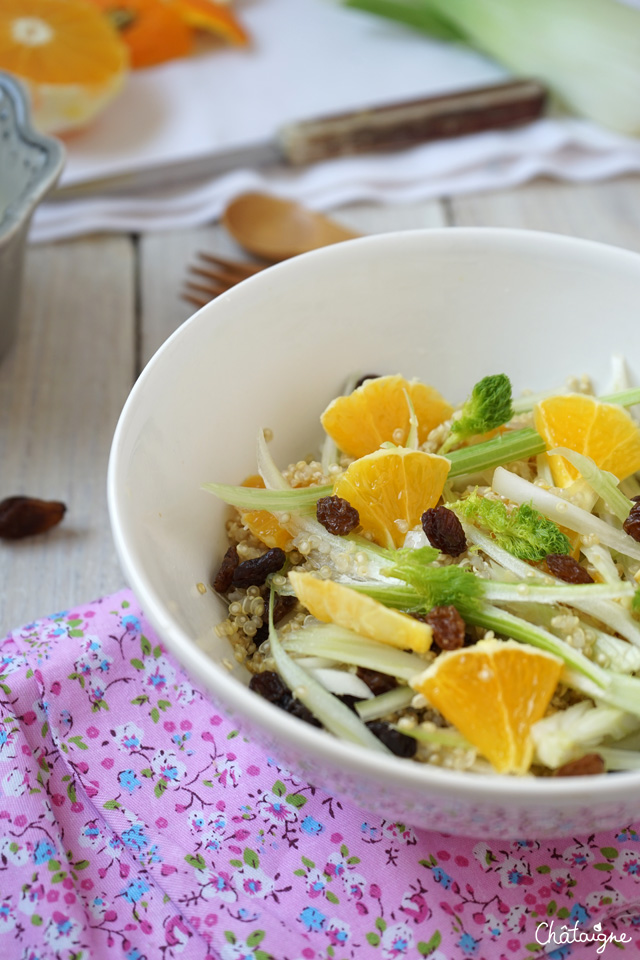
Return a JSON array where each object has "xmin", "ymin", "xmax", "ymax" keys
[
  {"xmin": 442, "ymin": 373, "xmax": 513, "ymax": 452},
  {"xmin": 450, "ymin": 492, "xmax": 571, "ymax": 562}
]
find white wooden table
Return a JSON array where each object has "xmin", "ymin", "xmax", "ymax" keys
[{"xmin": 2, "ymin": 176, "xmax": 640, "ymax": 632}]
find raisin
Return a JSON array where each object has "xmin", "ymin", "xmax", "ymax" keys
[
  {"xmin": 366, "ymin": 721, "xmax": 417, "ymax": 758},
  {"xmin": 356, "ymin": 667, "xmax": 398, "ymax": 696},
  {"xmin": 249, "ymin": 671, "xmax": 288, "ymax": 703},
  {"xmin": 421, "ymin": 506, "xmax": 466, "ymax": 557},
  {"xmin": 316, "ymin": 495, "xmax": 360, "ymax": 535},
  {"xmin": 273, "ymin": 594, "xmax": 297, "ymax": 624},
  {"xmin": 546, "ymin": 553, "xmax": 594, "ymax": 584},
  {"xmin": 553, "ymin": 753, "xmax": 605, "ymax": 777},
  {"xmin": 426, "ymin": 605, "xmax": 466, "ymax": 650},
  {"xmin": 231, "ymin": 547, "xmax": 286, "ymax": 588},
  {"xmin": 353, "ymin": 374, "xmax": 381, "ymax": 390},
  {"xmin": 253, "ymin": 621, "xmax": 270, "ymax": 646},
  {"xmin": 280, "ymin": 693, "xmax": 322, "ymax": 727},
  {"xmin": 0, "ymin": 496, "xmax": 66, "ymax": 540},
  {"xmin": 212, "ymin": 544, "xmax": 239, "ymax": 593},
  {"xmin": 623, "ymin": 502, "xmax": 640, "ymax": 542}
]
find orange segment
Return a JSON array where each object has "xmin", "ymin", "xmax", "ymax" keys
[
  {"xmin": 534, "ymin": 394, "xmax": 640, "ymax": 488},
  {"xmin": 289, "ymin": 571, "xmax": 432, "ymax": 654},
  {"xmin": 240, "ymin": 475, "xmax": 292, "ymax": 551},
  {"xmin": 413, "ymin": 639, "xmax": 562, "ymax": 774},
  {"xmin": 167, "ymin": 0, "xmax": 249, "ymax": 44},
  {"xmin": 0, "ymin": 0, "xmax": 128, "ymax": 132},
  {"xmin": 333, "ymin": 448, "xmax": 450, "ymax": 549},
  {"xmin": 321, "ymin": 375, "xmax": 453, "ymax": 459}
]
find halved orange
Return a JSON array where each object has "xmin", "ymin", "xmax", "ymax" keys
[
  {"xmin": 289, "ymin": 570, "xmax": 432, "ymax": 654},
  {"xmin": 0, "ymin": 0, "xmax": 128, "ymax": 133},
  {"xmin": 333, "ymin": 447, "xmax": 450, "ymax": 549},
  {"xmin": 412, "ymin": 638, "xmax": 563, "ymax": 774},
  {"xmin": 534, "ymin": 394, "xmax": 640, "ymax": 488},
  {"xmin": 240, "ymin": 475, "xmax": 292, "ymax": 551},
  {"xmin": 321, "ymin": 375, "xmax": 453, "ymax": 459}
]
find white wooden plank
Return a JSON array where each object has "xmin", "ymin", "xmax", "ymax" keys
[
  {"xmin": 449, "ymin": 176, "xmax": 640, "ymax": 251},
  {"xmin": 0, "ymin": 236, "xmax": 135, "ymax": 631}
]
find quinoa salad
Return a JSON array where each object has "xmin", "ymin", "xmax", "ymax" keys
[{"xmin": 206, "ymin": 367, "xmax": 640, "ymax": 778}]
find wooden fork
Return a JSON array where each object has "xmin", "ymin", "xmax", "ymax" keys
[{"xmin": 182, "ymin": 252, "xmax": 267, "ymax": 308}]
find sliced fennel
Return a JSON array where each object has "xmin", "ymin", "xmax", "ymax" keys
[
  {"xmin": 355, "ymin": 686, "xmax": 415, "ymax": 722},
  {"xmin": 531, "ymin": 700, "xmax": 640, "ymax": 769},
  {"xmin": 463, "ymin": 522, "xmax": 640, "ymax": 648},
  {"xmin": 599, "ymin": 748, "xmax": 640, "ymax": 772},
  {"xmin": 282, "ymin": 623, "xmax": 428, "ymax": 681},
  {"xmin": 398, "ymin": 724, "xmax": 471, "ymax": 750},
  {"xmin": 446, "ymin": 428, "xmax": 545, "ymax": 478},
  {"xmin": 265, "ymin": 591, "xmax": 390, "ymax": 752},
  {"xmin": 202, "ymin": 482, "xmax": 331, "ymax": 512},
  {"xmin": 492, "ymin": 466, "xmax": 640, "ymax": 563},
  {"xmin": 549, "ymin": 447, "xmax": 633, "ymax": 524}
]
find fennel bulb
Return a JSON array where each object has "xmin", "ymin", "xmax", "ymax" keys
[{"xmin": 346, "ymin": 0, "xmax": 640, "ymax": 135}]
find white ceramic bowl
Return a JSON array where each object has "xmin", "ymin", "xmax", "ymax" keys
[{"xmin": 108, "ymin": 227, "xmax": 640, "ymax": 838}]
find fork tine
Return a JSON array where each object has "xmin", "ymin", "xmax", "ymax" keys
[
  {"xmin": 184, "ymin": 279, "xmax": 226, "ymax": 298},
  {"xmin": 189, "ymin": 264, "xmax": 244, "ymax": 288},
  {"xmin": 196, "ymin": 252, "xmax": 265, "ymax": 279},
  {"xmin": 181, "ymin": 291, "xmax": 211, "ymax": 309}
]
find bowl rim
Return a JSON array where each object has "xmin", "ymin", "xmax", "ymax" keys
[
  {"xmin": 0, "ymin": 72, "xmax": 65, "ymax": 241},
  {"xmin": 108, "ymin": 225, "xmax": 640, "ymax": 804}
]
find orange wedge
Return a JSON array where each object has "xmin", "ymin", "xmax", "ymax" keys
[
  {"xmin": 167, "ymin": 0, "xmax": 249, "ymax": 45},
  {"xmin": 321, "ymin": 375, "xmax": 453, "ymax": 459},
  {"xmin": 333, "ymin": 448, "xmax": 450, "ymax": 549},
  {"xmin": 289, "ymin": 571, "xmax": 432, "ymax": 654},
  {"xmin": 240, "ymin": 475, "xmax": 292, "ymax": 551},
  {"xmin": 0, "ymin": 0, "xmax": 128, "ymax": 133},
  {"xmin": 413, "ymin": 638, "xmax": 563, "ymax": 774},
  {"xmin": 534, "ymin": 394, "xmax": 640, "ymax": 488}
]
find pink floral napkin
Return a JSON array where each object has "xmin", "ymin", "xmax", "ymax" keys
[{"xmin": 1, "ymin": 590, "xmax": 640, "ymax": 960}]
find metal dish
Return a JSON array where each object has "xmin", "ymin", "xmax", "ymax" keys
[{"xmin": 0, "ymin": 72, "xmax": 65, "ymax": 361}]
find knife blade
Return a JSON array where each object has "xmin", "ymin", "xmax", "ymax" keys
[{"xmin": 51, "ymin": 78, "xmax": 546, "ymax": 201}]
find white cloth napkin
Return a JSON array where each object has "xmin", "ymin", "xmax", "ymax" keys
[{"xmin": 31, "ymin": 0, "xmax": 640, "ymax": 243}]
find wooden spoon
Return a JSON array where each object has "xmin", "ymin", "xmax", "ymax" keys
[{"xmin": 222, "ymin": 193, "xmax": 360, "ymax": 262}]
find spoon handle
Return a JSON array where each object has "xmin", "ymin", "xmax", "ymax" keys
[{"xmin": 279, "ymin": 79, "xmax": 546, "ymax": 166}]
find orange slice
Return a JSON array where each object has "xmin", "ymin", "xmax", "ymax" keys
[
  {"xmin": 534, "ymin": 394, "xmax": 640, "ymax": 488},
  {"xmin": 167, "ymin": 0, "xmax": 249, "ymax": 45},
  {"xmin": 90, "ymin": 0, "xmax": 191, "ymax": 69},
  {"xmin": 240, "ymin": 475, "xmax": 292, "ymax": 551},
  {"xmin": 289, "ymin": 571, "xmax": 431, "ymax": 654},
  {"xmin": 0, "ymin": 0, "xmax": 128, "ymax": 133},
  {"xmin": 333, "ymin": 448, "xmax": 450, "ymax": 549},
  {"xmin": 413, "ymin": 638, "xmax": 563, "ymax": 774},
  {"xmin": 321, "ymin": 375, "xmax": 453, "ymax": 459}
]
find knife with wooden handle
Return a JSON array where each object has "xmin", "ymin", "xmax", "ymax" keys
[{"xmin": 52, "ymin": 78, "xmax": 546, "ymax": 200}]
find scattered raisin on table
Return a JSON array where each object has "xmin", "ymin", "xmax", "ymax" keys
[
  {"xmin": 231, "ymin": 547, "xmax": 286, "ymax": 588},
  {"xmin": 316, "ymin": 495, "xmax": 359, "ymax": 535},
  {"xmin": 0, "ymin": 496, "xmax": 66, "ymax": 540},
  {"xmin": 356, "ymin": 667, "xmax": 398, "ymax": 696},
  {"xmin": 212, "ymin": 544, "xmax": 239, "ymax": 592},
  {"xmin": 353, "ymin": 374, "xmax": 381, "ymax": 390},
  {"xmin": 427, "ymin": 605, "xmax": 466, "ymax": 650},
  {"xmin": 366, "ymin": 721, "xmax": 417, "ymax": 758},
  {"xmin": 421, "ymin": 505, "xmax": 467, "ymax": 557},
  {"xmin": 546, "ymin": 553, "xmax": 594, "ymax": 584},
  {"xmin": 553, "ymin": 753, "xmax": 605, "ymax": 777},
  {"xmin": 623, "ymin": 501, "xmax": 640, "ymax": 542}
]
